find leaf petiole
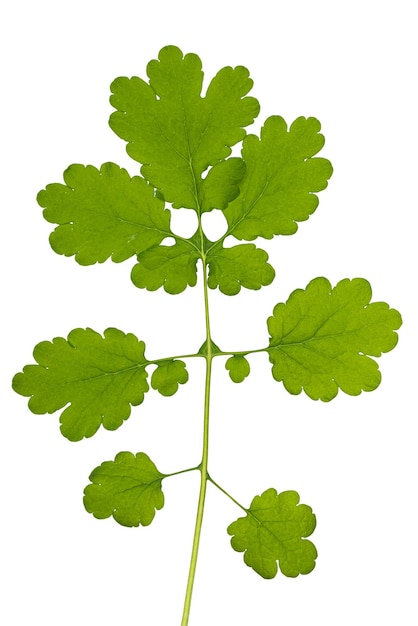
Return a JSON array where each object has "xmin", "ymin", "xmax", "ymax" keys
[
  {"xmin": 164, "ymin": 466, "xmax": 200, "ymax": 478},
  {"xmin": 207, "ymin": 475, "xmax": 248, "ymax": 514}
]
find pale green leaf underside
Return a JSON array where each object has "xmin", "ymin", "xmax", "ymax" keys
[
  {"xmin": 267, "ymin": 277, "xmax": 402, "ymax": 401},
  {"xmin": 207, "ymin": 243, "xmax": 275, "ymax": 295},
  {"xmin": 109, "ymin": 45, "xmax": 259, "ymax": 211},
  {"xmin": 12, "ymin": 328, "xmax": 150, "ymax": 441},
  {"xmin": 227, "ymin": 488, "xmax": 317, "ymax": 578},
  {"xmin": 38, "ymin": 162, "xmax": 171, "ymax": 265},
  {"xmin": 224, "ymin": 116, "xmax": 333, "ymax": 240},
  {"xmin": 151, "ymin": 360, "xmax": 189, "ymax": 396},
  {"xmin": 84, "ymin": 452, "xmax": 164, "ymax": 527},
  {"xmin": 225, "ymin": 355, "xmax": 250, "ymax": 383}
]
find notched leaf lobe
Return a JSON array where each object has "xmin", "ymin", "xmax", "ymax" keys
[
  {"xmin": 224, "ymin": 115, "xmax": 333, "ymax": 241},
  {"xmin": 267, "ymin": 277, "xmax": 402, "ymax": 400},
  {"xmin": 109, "ymin": 45, "xmax": 259, "ymax": 212},
  {"xmin": 228, "ymin": 488, "xmax": 317, "ymax": 578},
  {"xmin": 225, "ymin": 355, "xmax": 250, "ymax": 383},
  {"xmin": 39, "ymin": 162, "xmax": 172, "ymax": 265},
  {"xmin": 84, "ymin": 452, "xmax": 165, "ymax": 527},
  {"xmin": 12, "ymin": 328, "xmax": 151, "ymax": 441},
  {"xmin": 151, "ymin": 359, "xmax": 189, "ymax": 396}
]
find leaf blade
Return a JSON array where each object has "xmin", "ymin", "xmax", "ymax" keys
[
  {"xmin": 109, "ymin": 45, "xmax": 259, "ymax": 211},
  {"xmin": 38, "ymin": 162, "xmax": 172, "ymax": 265},
  {"xmin": 227, "ymin": 488, "xmax": 317, "ymax": 578},
  {"xmin": 131, "ymin": 240, "xmax": 200, "ymax": 294},
  {"xmin": 151, "ymin": 359, "xmax": 189, "ymax": 396},
  {"xmin": 207, "ymin": 243, "xmax": 275, "ymax": 295},
  {"xmin": 224, "ymin": 116, "xmax": 333, "ymax": 240},
  {"xmin": 267, "ymin": 277, "xmax": 402, "ymax": 400},
  {"xmin": 12, "ymin": 328, "xmax": 150, "ymax": 441},
  {"xmin": 83, "ymin": 452, "xmax": 165, "ymax": 527},
  {"xmin": 225, "ymin": 355, "xmax": 250, "ymax": 383}
]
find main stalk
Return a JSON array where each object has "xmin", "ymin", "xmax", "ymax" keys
[{"xmin": 180, "ymin": 258, "xmax": 212, "ymax": 626}]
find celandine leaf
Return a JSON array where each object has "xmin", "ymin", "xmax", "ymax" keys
[
  {"xmin": 12, "ymin": 328, "xmax": 151, "ymax": 441},
  {"xmin": 151, "ymin": 360, "xmax": 189, "ymax": 396},
  {"xmin": 11, "ymin": 45, "xmax": 404, "ymax": 623},
  {"xmin": 227, "ymin": 488, "xmax": 317, "ymax": 578},
  {"xmin": 109, "ymin": 45, "xmax": 259, "ymax": 211},
  {"xmin": 224, "ymin": 116, "xmax": 333, "ymax": 240},
  {"xmin": 207, "ymin": 243, "xmax": 275, "ymax": 295},
  {"xmin": 267, "ymin": 277, "xmax": 402, "ymax": 401},
  {"xmin": 84, "ymin": 452, "xmax": 165, "ymax": 527},
  {"xmin": 38, "ymin": 162, "xmax": 172, "ymax": 265}
]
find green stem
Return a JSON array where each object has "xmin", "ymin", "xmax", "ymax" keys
[
  {"xmin": 180, "ymin": 260, "xmax": 212, "ymax": 626},
  {"xmin": 165, "ymin": 466, "xmax": 200, "ymax": 479},
  {"xmin": 207, "ymin": 475, "xmax": 248, "ymax": 513}
]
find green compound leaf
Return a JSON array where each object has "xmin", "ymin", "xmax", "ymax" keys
[
  {"xmin": 131, "ymin": 240, "xmax": 200, "ymax": 294},
  {"xmin": 224, "ymin": 116, "xmax": 333, "ymax": 240},
  {"xmin": 12, "ymin": 328, "xmax": 150, "ymax": 441},
  {"xmin": 38, "ymin": 162, "xmax": 172, "ymax": 265},
  {"xmin": 109, "ymin": 45, "xmax": 259, "ymax": 211},
  {"xmin": 207, "ymin": 243, "xmax": 275, "ymax": 295},
  {"xmin": 227, "ymin": 488, "xmax": 317, "ymax": 578},
  {"xmin": 267, "ymin": 277, "xmax": 402, "ymax": 401},
  {"xmin": 151, "ymin": 360, "xmax": 189, "ymax": 396},
  {"xmin": 225, "ymin": 355, "xmax": 250, "ymax": 383},
  {"xmin": 84, "ymin": 452, "xmax": 165, "ymax": 527}
]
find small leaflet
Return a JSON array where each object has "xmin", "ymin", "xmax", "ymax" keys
[
  {"xmin": 151, "ymin": 360, "xmax": 189, "ymax": 396},
  {"xmin": 131, "ymin": 240, "xmax": 200, "ymax": 294},
  {"xmin": 207, "ymin": 243, "xmax": 275, "ymax": 295},
  {"xmin": 227, "ymin": 488, "xmax": 317, "ymax": 578},
  {"xmin": 225, "ymin": 355, "xmax": 250, "ymax": 383},
  {"xmin": 84, "ymin": 452, "xmax": 165, "ymax": 527}
]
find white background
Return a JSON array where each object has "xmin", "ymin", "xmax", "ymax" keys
[{"xmin": 1, "ymin": 1, "xmax": 416, "ymax": 624}]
